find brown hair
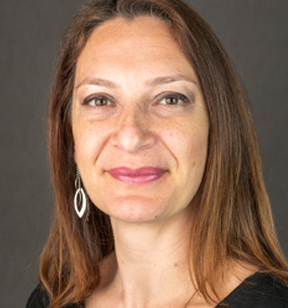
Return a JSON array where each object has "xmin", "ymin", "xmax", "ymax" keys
[{"xmin": 40, "ymin": 0, "xmax": 288, "ymax": 307}]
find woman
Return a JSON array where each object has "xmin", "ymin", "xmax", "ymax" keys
[{"xmin": 26, "ymin": 0, "xmax": 288, "ymax": 307}]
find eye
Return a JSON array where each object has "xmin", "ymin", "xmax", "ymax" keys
[
  {"xmin": 83, "ymin": 95, "xmax": 113, "ymax": 106},
  {"xmin": 158, "ymin": 93, "xmax": 188, "ymax": 105}
]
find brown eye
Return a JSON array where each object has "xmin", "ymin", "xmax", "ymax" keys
[
  {"xmin": 90, "ymin": 98, "xmax": 108, "ymax": 106},
  {"xmin": 165, "ymin": 97, "xmax": 180, "ymax": 105},
  {"xmin": 159, "ymin": 94, "xmax": 188, "ymax": 105},
  {"xmin": 84, "ymin": 95, "xmax": 112, "ymax": 106}
]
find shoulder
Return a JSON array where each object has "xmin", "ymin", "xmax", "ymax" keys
[
  {"xmin": 26, "ymin": 285, "xmax": 83, "ymax": 308},
  {"xmin": 26, "ymin": 285, "xmax": 50, "ymax": 308},
  {"xmin": 222, "ymin": 272, "xmax": 288, "ymax": 308}
]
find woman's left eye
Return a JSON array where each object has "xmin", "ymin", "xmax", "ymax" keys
[{"xmin": 158, "ymin": 94, "xmax": 188, "ymax": 105}]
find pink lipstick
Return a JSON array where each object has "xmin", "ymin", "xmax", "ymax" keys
[{"xmin": 107, "ymin": 167, "xmax": 166, "ymax": 184}]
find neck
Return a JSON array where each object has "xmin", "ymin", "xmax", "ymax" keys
[
  {"xmin": 108, "ymin": 211, "xmax": 196, "ymax": 308},
  {"xmin": 87, "ymin": 209, "xmax": 258, "ymax": 308}
]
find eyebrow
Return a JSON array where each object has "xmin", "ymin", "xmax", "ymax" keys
[
  {"xmin": 145, "ymin": 75, "xmax": 198, "ymax": 87},
  {"xmin": 75, "ymin": 74, "xmax": 198, "ymax": 90},
  {"xmin": 75, "ymin": 77, "xmax": 117, "ymax": 89}
]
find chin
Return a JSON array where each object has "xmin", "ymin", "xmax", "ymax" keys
[{"xmin": 98, "ymin": 195, "xmax": 168, "ymax": 224}]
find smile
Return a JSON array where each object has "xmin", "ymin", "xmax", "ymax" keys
[{"xmin": 107, "ymin": 167, "xmax": 166, "ymax": 184}]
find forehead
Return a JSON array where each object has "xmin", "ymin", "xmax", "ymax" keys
[
  {"xmin": 75, "ymin": 16, "xmax": 197, "ymax": 83},
  {"xmin": 80, "ymin": 16, "xmax": 177, "ymax": 58}
]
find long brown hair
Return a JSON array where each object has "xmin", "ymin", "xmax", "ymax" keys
[{"xmin": 40, "ymin": 0, "xmax": 288, "ymax": 307}]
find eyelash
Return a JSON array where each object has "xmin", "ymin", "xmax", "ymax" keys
[
  {"xmin": 83, "ymin": 94, "xmax": 114, "ymax": 106},
  {"xmin": 82, "ymin": 92, "xmax": 190, "ymax": 107},
  {"xmin": 157, "ymin": 93, "xmax": 189, "ymax": 106}
]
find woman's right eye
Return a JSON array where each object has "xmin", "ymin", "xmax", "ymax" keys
[{"xmin": 83, "ymin": 95, "xmax": 112, "ymax": 106}]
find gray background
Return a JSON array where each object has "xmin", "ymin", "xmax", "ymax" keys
[{"xmin": 0, "ymin": 1, "xmax": 287, "ymax": 307}]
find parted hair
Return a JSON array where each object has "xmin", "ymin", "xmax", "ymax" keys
[{"xmin": 40, "ymin": 0, "xmax": 288, "ymax": 307}]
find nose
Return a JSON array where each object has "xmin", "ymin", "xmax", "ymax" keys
[{"xmin": 111, "ymin": 104, "xmax": 156, "ymax": 153}]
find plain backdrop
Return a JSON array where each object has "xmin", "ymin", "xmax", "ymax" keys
[{"xmin": 0, "ymin": 1, "xmax": 287, "ymax": 307}]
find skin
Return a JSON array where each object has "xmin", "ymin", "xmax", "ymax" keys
[{"xmin": 72, "ymin": 16, "xmax": 256, "ymax": 308}]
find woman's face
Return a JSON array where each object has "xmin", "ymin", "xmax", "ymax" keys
[{"xmin": 72, "ymin": 16, "xmax": 209, "ymax": 223}]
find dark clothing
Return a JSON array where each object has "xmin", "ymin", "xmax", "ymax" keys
[
  {"xmin": 26, "ymin": 272, "xmax": 288, "ymax": 308},
  {"xmin": 216, "ymin": 272, "xmax": 288, "ymax": 307},
  {"xmin": 26, "ymin": 286, "xmax": 83, "ymax": 308}
]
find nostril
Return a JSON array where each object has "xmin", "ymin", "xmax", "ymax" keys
[
  {"xmin": 118, "ymin": 128, "xmax": 142, "ymax": 151},
  {"xmin": 111, "ymin": 122, "xmax": 156, "ymax": 153},
  {"xmin": 110, "ymin": 107, "xmax": 156, "ymax": 153}
]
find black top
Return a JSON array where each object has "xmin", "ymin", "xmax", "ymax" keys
[{"xmin": 26, "ymin": 272, "xmax": 288, "ymax": 308}]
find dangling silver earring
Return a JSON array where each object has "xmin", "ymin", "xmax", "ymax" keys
[{"xmin": 74, "ymin": 168, "xmax": 87, "ymax": 218}]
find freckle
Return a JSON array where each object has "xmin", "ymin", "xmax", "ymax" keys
[
  {"xmin": 154, "ymin": 264, "xmax": 156, "ymax": 267},
  {"xmin": 122, "ymin": 260, "xmax": 124, "ymax": 264},
  {"xmin": 174, "ymin": 263, "xmax": 178, "ymax": 267},
  {"xmin": 155, "ymin": 216, "xmax": 158, "ymax": 219}
]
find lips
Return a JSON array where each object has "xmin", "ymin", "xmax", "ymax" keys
[{"xmin": 107, "ymin": 167, "xmax": 166, "ymax": 184}]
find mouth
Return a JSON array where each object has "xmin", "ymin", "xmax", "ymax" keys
[{"xmin": 107, "ymin": 167, "xmax": 167, "ymax": 184}]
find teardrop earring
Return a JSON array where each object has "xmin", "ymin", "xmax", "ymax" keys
[{"xmin": 74, "ymin": 168, "xmax": 87, "ymax": 218}]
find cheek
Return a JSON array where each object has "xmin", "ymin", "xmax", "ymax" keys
[
  {"xmin": 164, "ymin": 123, "xmax": 208, "ymax": 162},
  {"xmin": 73, "ymin": 121, "xmax": 108, "ymax": 166},
  {"xmin": 188, "ymin": 130, "xmax": 209, "ymax": 173},
  {"xmin": 165, "ymin": 119, "xmax": 209, "ymax": 190}
]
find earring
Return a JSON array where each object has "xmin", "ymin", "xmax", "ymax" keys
[{"xmin": 74, "ymin": 168, "xmax": 87, "ymax": 218}]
